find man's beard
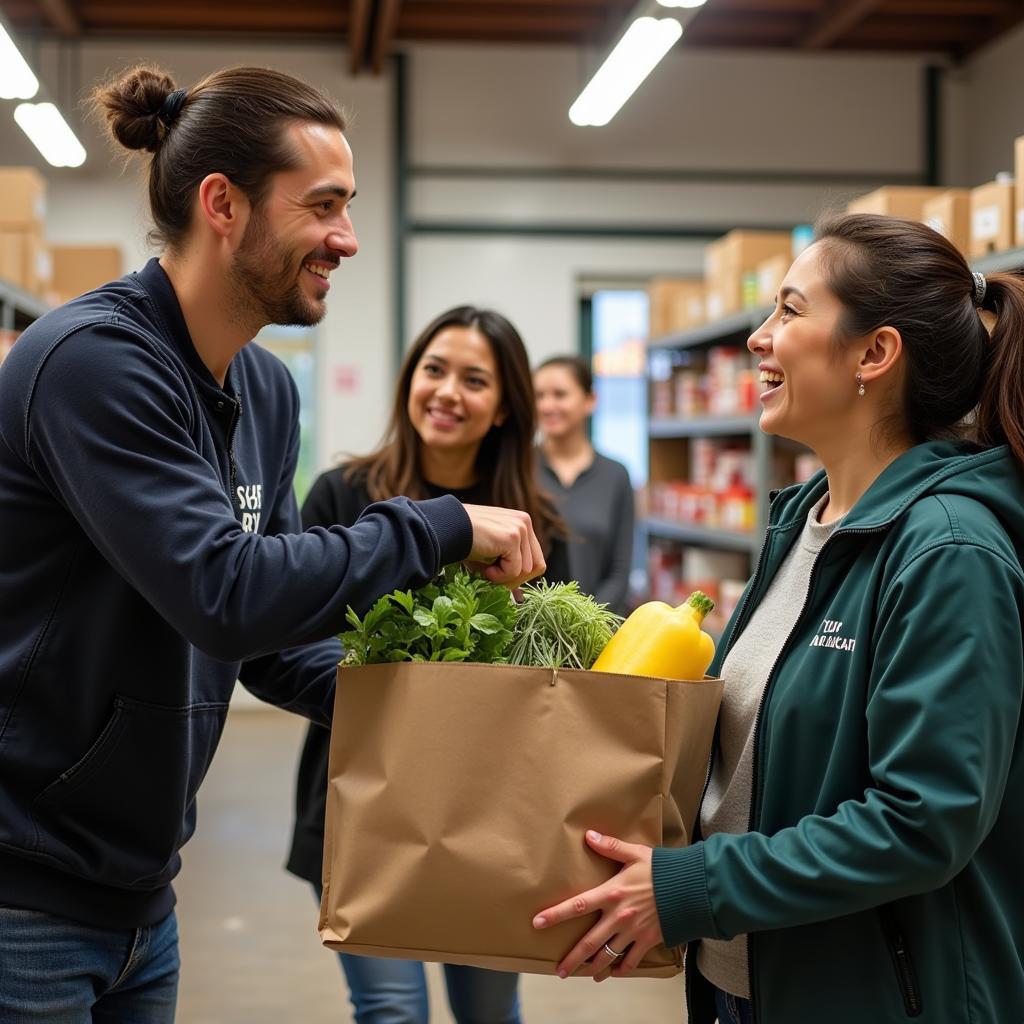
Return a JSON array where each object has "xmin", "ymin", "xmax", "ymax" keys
[{"xmin": 229, "ymin": 208, "xmax": 325, "ymax": 329}]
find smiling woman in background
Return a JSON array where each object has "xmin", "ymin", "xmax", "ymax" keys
[
  {"xmin": 534, "ymin": 355, "xmax": 635, "ymax": 615},
  {"xmin": 287, "ymin": 305, "xmax": 568, "ymax": 1024}
]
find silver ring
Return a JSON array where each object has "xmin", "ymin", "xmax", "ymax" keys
[{"xmin": 602, "ymin": 942, "xmax": 624, "ymax": 959}]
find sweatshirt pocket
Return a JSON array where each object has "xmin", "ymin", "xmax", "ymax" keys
[
  {"xmin": 879, "ymin": 906, "xmax": 923, "ymax": 1018},
  {"xmin": 30, "ymin": 694, "xmax": 228, "ymax": 889}
]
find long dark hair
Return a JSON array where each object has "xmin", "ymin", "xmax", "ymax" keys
[
  {"xmin": 92, "ymin": 65, "xmax": 346, "ymax": 251},
  {"xmin": 346, "ymin": 306, "xmax": 565, "ymax": 552},
  {"xmin": 814, "ymin": 212, "xmax": 1024, "ymax": 462}
]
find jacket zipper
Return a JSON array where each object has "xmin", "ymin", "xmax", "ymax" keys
[
  {"xmin": 226, "ymin": 395, "xmax": 242, "ymax": 494},
  {"xmin": 880, "ymin": 907, "xmax": 923, "ymax": 1017},
  {"xmin": 692, "ymin": 523, "xmax": 776, "ymax": 830},
  {"xmin": 737, "ymin": 523, "xmax": 889, "ymax": 1021},
  {"xmin": 685, "ymin": 514, "xmax": 775, "ymax": 1024}
]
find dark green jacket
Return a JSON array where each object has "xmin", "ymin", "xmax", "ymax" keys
[{"xmin": 652, "ymin": 442, "xmax": 1024, "ymax": 1023}]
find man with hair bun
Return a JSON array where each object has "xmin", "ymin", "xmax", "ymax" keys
[{"xmin": 0, "ymin": 64, "xmax": 544, "ymax": 1020}]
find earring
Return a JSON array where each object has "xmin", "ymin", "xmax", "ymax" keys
[{"xmin": 856, "ymin": 372, "xmax": 865, "ymax": 397}]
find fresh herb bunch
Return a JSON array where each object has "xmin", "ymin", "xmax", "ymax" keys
[
  {"xmin": 340, "ymin": 565, "xmax": 516, "ymax": 666},
  {"xmin": 507, "ymin": 580, "xmax": 622, "ymax": 670}
]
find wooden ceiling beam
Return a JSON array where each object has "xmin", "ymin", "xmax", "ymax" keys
[
  {"xmin": 393, "ymin": 11, "xmax": 597, "ymax": 35},
  {"xmin": 844, "ymin": 22, "xmax": 983, "ymax": 44},
  {"xmin": 960, "ymin": 0, "xmax": 1024, "ymax": 57},
  {"xmin": 0, "ymin": 1, "xmax": 39, "ymax": 25},
  {"xmin": 348, "ymin": 0, "xmax": 372, "ymax": 74},
  {"xmin": 885, "ymin": 0, "xmax": 1008, "ymax": 12},
  {"xmin": 35, "ymin": 0, "xmax": 80, "ymax": 34},
  {"xmin": 400, "ymin": 0, "xmax": 613, "ymax": 9},
  {"xmin": 800, "ymin": 0, "xmax": 883, "ymax": 47},
  {"xmin": 390, "ymin": 0, "xmax": 628, "ymax": 34},
  {"xmin": 370, "ymin": 0, "xmax": 401, "ymax": 74},
  {"xmin": 695, "ymin": 0, "xmax": 819, "ymax": 9},
  {"xmin": 682, "ymin": 12, "xmax": 809, "ymax": 45},
  {"xmin": 78, "ymin": 4, "xmax": 345, "ymax": 31},
  {"xmin": 6, "ymin": 0, "xmax": 1020, "ymax": 58}
]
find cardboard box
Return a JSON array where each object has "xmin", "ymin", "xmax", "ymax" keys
[
  {"xmin": 50, "ymin": 245, "xmax": 124, "ymax": 304},
  {"xmin": 704, "ymin": 230, "xmax": 791, "ymax": 321},
  {"xmin": 755, "ymin": 253, "xmax": 789, "ymax": 306},
  {"xmin": 922, "ymin": 189, "xmax": 971, "ymax": 255},
  {"xmin": 0, "ymin": 167, "xmax": 47, "ymax": 231},
  {"xmin": 846, "ymin": 186, "xmax": 948, "ymax": 221},
  {"xmin": 0, "ymin": 229, "xmax": 52, "ymax": 296},
  {"xmin": 647, "ymin": 277, "xmax": 705, "ymax": 338},
  {"xmin": 970, "ymin": 180, "xmax": 1015, "ymax": 257}
]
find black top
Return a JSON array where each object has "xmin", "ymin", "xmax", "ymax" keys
[
  {"xmin": 537, "ymin": 451, "xmax": 635, "ymax": 615},
  {"xmin": 0, "ymin": 259, "xmax": 473, "ymax": 929},
  {"xmin": 286, "ymin": 464, "xmax": 570, "ymax": 885}
]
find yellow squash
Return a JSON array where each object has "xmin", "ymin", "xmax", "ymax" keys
[{"xmin": 591, "ymin": 591, "xmax": 716, "ymax": 681}]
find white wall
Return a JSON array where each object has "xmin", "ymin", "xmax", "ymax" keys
[
  {"xmin": 409, "ymin": 234, "xmax": 703, "ymax": 367},
  {"xmin": 408, "ymin": 45, "xmax": 927, "ymax": 174},
  {"xmin": 957, "ymin": 21, "xmax": 1024, "ymax": 186}
]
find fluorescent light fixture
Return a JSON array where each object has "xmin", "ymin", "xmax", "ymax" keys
[
  {"xmin": 656, "ymin": 0, "xmax": 707, "ymax": 7},
  {"xmin": 569, "ymin": 16, "xmax": 683, "ymax": 127},
  {"xmin": 14, "ymin": 102, "xmax": 87, "ymax": 167},
  {"xmin": 0, "ymin": 22, "xmax": 39, "ymax": 99}
]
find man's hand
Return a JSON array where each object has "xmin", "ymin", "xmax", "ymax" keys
[{"xmin": 462, "ymin": 505, "xmax": 546, "ymax": 589}]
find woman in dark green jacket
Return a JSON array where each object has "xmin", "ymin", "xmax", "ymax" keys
[{"xmin": 533, "ymin": 214, "xmax": 1024, "ymax": 1024}]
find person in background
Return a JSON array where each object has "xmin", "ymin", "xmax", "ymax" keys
[
  {"xmin": 532, "ymin": 214, "xmax": 1024, "ymax": 1024},
  {"xmin": 0, "ymin": 66, "xmax": 544, "ymax": 1023},
  {"xmin": 534, "ymin": 355, "xmax": 635, "ymax": 615},
  {"xmin": 287, "ymin": 305, "xmax": 568, "ymax": 1024}
]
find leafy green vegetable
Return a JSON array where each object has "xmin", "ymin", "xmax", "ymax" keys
[
  {"xmin": 508, "ymin": 580, "xmax": 622, "ymax": 670},
  {"xmin": 341, "ymin": 567, "xmax": 621, "ymax": 671},
  {"xmin": 340, "ymin": 565, "xmax": 516, "ymax": 666}
]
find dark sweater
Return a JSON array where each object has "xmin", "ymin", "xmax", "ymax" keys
[
  {"xmin": 285, "ymin": 465, "xmax": 570, "ymax": 885},
  {"xmin": 537, "ymin": 451, "xmax": 635, "ymax": 615},
  {"xmin": 0, "ymin": 260, "xmax": 472, "ymax": 928}
]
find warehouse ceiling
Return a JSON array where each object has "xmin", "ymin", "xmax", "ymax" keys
[{"xmin": 1, "ymin": 0, "xmax": 1023, "ymax": 73}]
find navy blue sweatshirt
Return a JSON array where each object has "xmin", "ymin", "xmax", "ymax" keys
[{"xmin": 0, "ymin": 259, "xmax": 473, "ymax": 929}]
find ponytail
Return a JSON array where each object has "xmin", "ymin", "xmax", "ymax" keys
[{"xmin": 975, "ymin": 273, "xmax": 1024, "ymax": 465}]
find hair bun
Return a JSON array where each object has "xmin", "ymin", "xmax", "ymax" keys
[{"xmin": 92, "ymin": 65, "xmax": 178, "ymax": 154}]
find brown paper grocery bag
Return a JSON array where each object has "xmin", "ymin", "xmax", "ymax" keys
[{"xmin": 318, "ymin": 662, "xmax": 722, "ymax": 978}]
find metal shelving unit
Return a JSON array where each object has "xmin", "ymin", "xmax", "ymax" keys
[
  {"xmin": 971, "ymin": 246, "xmax": 1024, "ymax": 275},
  {"xmin": 644, "ymin": 306, "xmax": 780, "ymax": 559},
  {"xmin": 647, "ymin": 306, "xmax": 770, "ymax": 352},
  {"xmin": 0, "ymin": 277, "xmax": 49, "ymax": 333},
  {"xmin": 644, "ymin": 517, "xmax": 762, "ymax": 554},
  {"xmin": 649, "ymin": 413, "xmax": 757, "ymax": 439}
]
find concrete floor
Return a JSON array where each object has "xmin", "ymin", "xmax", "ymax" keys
[{"xmin": 175, "ymin": 707, "xmax": 688, "ymax": 1023}]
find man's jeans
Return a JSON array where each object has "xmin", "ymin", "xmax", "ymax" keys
[{"xmin": 0, "ymin": 905, "xmax": 179, "ymax": 1023}]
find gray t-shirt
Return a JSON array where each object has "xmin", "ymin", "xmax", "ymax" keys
[
  {"xmin": 697, "ymin": 493, "xmax": 842, "ymax": 998},
  {"xmin": 537, "ymin": 451, "xmax": 635, "ymax": 615}
]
